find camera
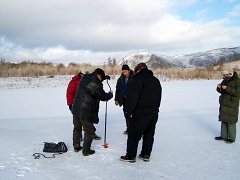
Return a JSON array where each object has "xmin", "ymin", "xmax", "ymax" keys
[{"xmin": 105, "ymin": 75, "xmax": 111, "ymax": 80}]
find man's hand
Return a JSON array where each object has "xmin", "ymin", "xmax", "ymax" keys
[
  {"xmin": 105, "ymin": 75, "xmax": 111, "ymax": 80},
  {"xmin": 217, "ymin": 84, "xmax": 221, "ymax": 88},
  {"xmin": 125, "ymin": 112, "xmax": 132, "ymax": 118},
  {"xmin": 115, "ymin": 101, "xmax": 119, "ymax": 106}
]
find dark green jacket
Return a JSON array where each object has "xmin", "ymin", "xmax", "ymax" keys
[{"xmin": 217, "ymin": 72, "xmax": 240, "ymax": 123}]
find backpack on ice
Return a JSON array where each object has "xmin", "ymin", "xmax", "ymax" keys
[
  {"xmin": 43, "ymin": 142, "xmax": 68, "ymax": 153},
  {"xmin": 33, "ymin": 142, "xmax": 68, "ymax": 159}
]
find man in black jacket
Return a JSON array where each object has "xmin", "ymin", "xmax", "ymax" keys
[
  {"xmin": 120, "ymin": 63, "xmax": 162, "ymax": 163},
  {"xmin": 72, "ymin": 68, "xmax": 113, "ymax": 156},
  {"xmin": 115, "ymin": 64, "xmax": 134, "ymax": 134}
]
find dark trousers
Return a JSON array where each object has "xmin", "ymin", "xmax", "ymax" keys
[
  {"xmin": 127, "ymin": 113, "xmax": 158, "ymax": 158},
  {"xmin": 80, "ymin": 119, "xmax": 95, "ymax": 153},
  {"xmin": 73, "ymin": 115, "xmax": 82, "ymax": 148},
  {"xmin": 123, "ymin": 97, "xmax": 131, "ymax": 132},
  {"xmin": 221, "ymin": 122, "xmax": 236, "ymax": 140},
  {"xmin": 73, "ymin": 116, "xmax": 97, "ymax": 148}
]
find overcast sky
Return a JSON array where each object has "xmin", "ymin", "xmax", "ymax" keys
[{"xmin": 0, "ymin": 0, "xmax": 240, "ymax": 65}]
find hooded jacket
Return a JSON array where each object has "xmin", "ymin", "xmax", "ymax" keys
[
  {"xmin": 217, "ymin": 72, "xmax": 240, "ymax": 123},
  {"xmin": 66, "ymin": 74, "xmax": 81, "ymax": 106},
  {"xmin": 71, "ymin": 72, "xmax": 113, "ymax": 124},
  {"xmin": 125, "ymin": 69, "xmax": 162, "ymax": 115}
]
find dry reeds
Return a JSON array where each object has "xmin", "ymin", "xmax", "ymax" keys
[{"xmin": 1, "ymin": 59, "xmax": 239, "ymax": 80}]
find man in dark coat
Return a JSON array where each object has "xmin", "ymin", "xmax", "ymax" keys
[
  {"xmin": 72, "ymin": 68, "xmax": 113, "ymax": 156},
  {"xmin": 120, "ymin": 63, "xmax": 162, "ymax": 163},
  {"xmin": 215, "ymin": 70, "xmax": 240, "ymax": 143},
  {"xmin": 66, "ymin": 71, "xmax": 101, "ymax": 153},
  {"xmin": 66, "ymin": 71, "xmax": 84, "ymax": 152},
  {"xmin": 115, "ymin": 64, "xmax": 134, "ymax": 134}
]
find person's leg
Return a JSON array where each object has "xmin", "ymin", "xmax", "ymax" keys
[
  {"xmin": 79, "ymin": 119, "xmax": 83, "ymax": 141},
  {"xmin": 141, "ymin": 113, "xmax": 158, "ymax": 157},
  {"xmin": 122, "ymin": 97, "xmax": 129, "ymax": 134},
  {"xmin": 227, "ymin": 123, "xmax": 236, "ymax": 141},
  {"xmin": 126, "ymin": 114, "xmax": 147, "ymax": 158},
  {"xmin": 93, "ymin": 125, "xmax": 101, "ymax": 140},
  {"xmin": 125, "ymin": 117, "xmax": 131, "ymax": 134},
  {"xmin": 80, "ymin": 120, "xmax": 95, "ymax": 155},
  {"xmin": 73, "ymin": 115, "xmax": 82, "ymax": 150},
  {"xmin": 220, "ymin": 122, "xmax": 228, "ymax": 139}
]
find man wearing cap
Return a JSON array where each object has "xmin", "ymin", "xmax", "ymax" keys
[
  {"xmin": 215, "ymin": 70, "xmax": 240, "ymax": 144},
  {"xmin": 72, "ymin": 68, "xmax": 113, "ymax": 156},
  {"xmin": 120, "ymin": 63, "xmax": 162, "ymax": 162},
  {"xmin": 115, "ymin": 64, "xmax": 134, "ymax": 134},
  {"xmin": 66, "ymin": 71, "xmax": 102, "ymax": 153}
]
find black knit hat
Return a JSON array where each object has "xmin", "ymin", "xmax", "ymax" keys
[
  {"xmin": 94, "ymin": 68, "xmax": 106, "ymax": 80},
  {"xmin": 122, "ymin": 64, "xmax": 130, "ymax": 71}
]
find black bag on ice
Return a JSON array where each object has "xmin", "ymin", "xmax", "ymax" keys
[
  {"xmin": 33, "ymin": 141, "xmax": 68, "ymax": 159},
  {"xmin": 43, "ymin": 142, "xmax": 68, "ymax": 153}
]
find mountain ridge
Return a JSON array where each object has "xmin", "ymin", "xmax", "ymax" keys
[{"xmin": 117, "ymin": 46, "xmax": 240, "ymax": 69}]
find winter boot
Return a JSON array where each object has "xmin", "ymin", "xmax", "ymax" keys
[
  {"xmin": 120, "ymin": 155, "xmax": 136, "ymax": 163},
  {"xmin": 82, "ymin": 149, "xmax": 95, "ymax": 156},
  {"xmin": 93, "ymin": 133, "xmax": 101, "ymax": 140},
  {"xmin": 215, "ymin": 136, "xmax": 227, "ymax": 141},
  {"xmin": 138, "ymin": 154, "xmax": 150, "ymax": 162},
  {"xmin": 226, "ymin": 139, "xmax": 235, "ymax": 144},
  {"xmin": 74, "ymin": 145, "xmax": 83, "ymax": 152}
]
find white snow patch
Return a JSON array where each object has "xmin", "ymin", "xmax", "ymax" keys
[{"xmin": 0, "ymin": 77, "xmax": 240, "ymax": 180}]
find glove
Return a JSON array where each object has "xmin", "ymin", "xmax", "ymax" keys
[
  {"xmin": 105, "ymin": 75, "xmax": 111, "ymax": 80},
  {"xmin": 69, "ymin": 105, "xmax": 72, "ymax": 111}
]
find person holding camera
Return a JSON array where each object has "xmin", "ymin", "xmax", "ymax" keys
[
  {"xmin": 72, "ymin": 68, "xmax": 113, "ymax": 156},
  {"xmin": 215, "ymin": 70, "xmax": 240, "ymax": 144}
]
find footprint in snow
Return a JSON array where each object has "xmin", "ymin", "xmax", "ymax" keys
[
  {"xmin": 16, "ymin": 167, "xmax": 32, "ymax": 177},
  {"xmin": 0, "ymin": 164, "xmax": 5, "ymax": 170}
]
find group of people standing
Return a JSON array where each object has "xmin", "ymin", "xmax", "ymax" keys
[
  {"xmin": 66, "ymin": 63, "xmax": 240, "ymax": 163},
  {"xmin": 66, "ymin": 62, "xmax": 162, "ymax": 162}
]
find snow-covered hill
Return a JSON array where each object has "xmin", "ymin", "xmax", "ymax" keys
[
  {"xmin": 117, "ymin": 51, "xmax": 152, "ymax": 66},
  {"xmin": 117, "ymin": 46, "xmax": 240, "ymax": 69},
  {"xmin": 172, "ymin": 47, "xmax": 240, "ymax": 68}
]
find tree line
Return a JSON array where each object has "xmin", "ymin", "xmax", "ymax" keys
[{"xmin": 0, "ymin": 58, "xmax": 239, "ymax": 80}]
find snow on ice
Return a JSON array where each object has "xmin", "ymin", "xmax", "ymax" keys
[{"xmin": 0, "ymin": 76, "xmax": 240, "ymax": 180}]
